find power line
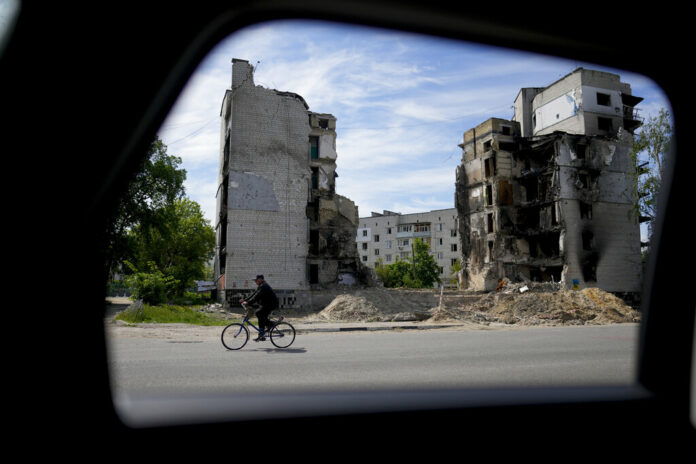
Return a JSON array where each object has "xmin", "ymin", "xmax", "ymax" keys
[{"xmin": 166, "ymin": 117, "xmax": 218, "ymax": 145}]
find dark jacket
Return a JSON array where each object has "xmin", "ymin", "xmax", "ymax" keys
[{"xmin": 246, "ymin": 281, "xmax": 279, "ymax": 309}]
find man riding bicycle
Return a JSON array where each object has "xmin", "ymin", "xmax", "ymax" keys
[{"xmin": 241, "ymin": 275, "xmax": 279, "ymax": 342}]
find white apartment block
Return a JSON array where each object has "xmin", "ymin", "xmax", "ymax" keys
[{"xmin": 356, "ymin": 209, "xmax": 459, "ymax": 286}]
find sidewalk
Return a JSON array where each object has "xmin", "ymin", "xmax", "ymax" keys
[
  {"xmin": 105, "ymin": 297, "xmax": 473, "ymax": 333},
  {"xmin": 286, "ymin": 320, "xmax": 470, "ymax": 333}
]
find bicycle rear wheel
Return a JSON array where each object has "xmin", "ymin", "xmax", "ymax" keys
[
  {"xmin": 221, "ymin": 323, "xmax": 249, "ymax": 350},
  {"xmin": 269, "ymin": 322, "xmax": 296, "ymax": 348}
]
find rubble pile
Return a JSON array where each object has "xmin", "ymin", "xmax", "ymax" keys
[
  {"xmin": 317, "ymin": 282, "xmax": 640, "ymax": 326},
  {"xmin": 318, "ymin": 294, "xmax": 383, "ymax": 322},
  {"xmin": 441, "ymin": 281, "xmax": 640, "ymax": 326}
]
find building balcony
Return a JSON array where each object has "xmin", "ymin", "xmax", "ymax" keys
[{"xmin": 396, "ymin": 230, "xmax": 431, "ymax": 239}]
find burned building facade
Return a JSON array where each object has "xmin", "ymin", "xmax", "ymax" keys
[
  {"xmin": 214, "ymin": 58, "xmax": 361, "ymax": 308},
  {"xmin": 455, "ymin": 68, "xmax": 643, "ymax": 296}
]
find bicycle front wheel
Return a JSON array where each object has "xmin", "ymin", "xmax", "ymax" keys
[
  {"xmin": 221, "ymin": 323, "xmax": 249, "ymax": 350},
  {"xmin": 270, "ymin": 322, "xmax": 296, "ymax": 348}
]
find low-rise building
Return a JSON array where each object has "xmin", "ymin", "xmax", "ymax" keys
[{"xmin": 357, "ymin": 208, "xmax": 459, "ymax": 286}]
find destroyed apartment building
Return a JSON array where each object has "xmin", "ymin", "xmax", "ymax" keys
[
  {"xmin": 455, "ymin": 68, "xmax": 644, "ymax": 298},
  {"xmin": 214, "ymin": 58, "xmax": 362, "ymax": 308}
]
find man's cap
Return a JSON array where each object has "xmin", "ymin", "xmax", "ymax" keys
[{"xmin": 255, "ymin": 275, "xmax": 264, "ymax": 280}]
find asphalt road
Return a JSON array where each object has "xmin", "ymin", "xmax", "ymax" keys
[
  {"xmin": 108, "ymin": 324, "xmax": 639, "ymax": 395},
  {"xmin": 107, "ymin": 324, "xmax": 641, "ymax": 426}
]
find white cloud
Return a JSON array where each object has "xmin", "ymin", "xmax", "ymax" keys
[{"xmin": 157, "ymin": 20, "xmax": 669, "ymax": 225}]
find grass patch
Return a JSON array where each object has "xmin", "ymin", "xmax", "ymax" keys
[{"xmin": 115, "ymin": 302, "xmax": 234, "ymax": 326}]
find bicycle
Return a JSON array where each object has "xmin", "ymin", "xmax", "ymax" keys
[{"xmin": 221, "ymin": 302, "xmax": 296, "ymax": 350}]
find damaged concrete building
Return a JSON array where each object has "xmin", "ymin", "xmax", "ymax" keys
[
  {"xmin": 455, "ymin": 68, "xmax": 644, "ymax": 298},
  {"xmin": 214, "ymin": 58, "xmax": 362, "ymax": 308}
]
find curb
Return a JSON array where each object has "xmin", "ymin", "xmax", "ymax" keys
[{"xmin": 293, "ymin": 323, "xmax": 466, "ymax": 333}]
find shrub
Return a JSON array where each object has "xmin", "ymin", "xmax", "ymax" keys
[{"xmin": 122, "ymin": 260, "xmax": 180, "ymax": 305}]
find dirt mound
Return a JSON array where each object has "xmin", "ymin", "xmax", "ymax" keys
[
  {"xmin": 316, "ymin": 284, "xmax": 640, "ymax": 326},
  {"xmin": 446, "ymin": 285, "xmax": 640, "ymax": 326},
  {"xmin": 318, "ymin": 294, "xmax": 383, "ymax": 322}
]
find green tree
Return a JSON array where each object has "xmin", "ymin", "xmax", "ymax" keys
[
  {"xmin": 630, "ymin": 108, "xmax": 672, "ymax": 245},
  {"xmin": 105, "ymin": 137, "xmax": 187, "ymax": 279},
  {"xmin": 128, "ymin": 198, "xmax": 215, "ymax": 295},
  {"xmin": 375, "ymin": 238, "xmax": 440, "ymax": 288},
  {"xmin": 411, "ymin": 238, "xmax": 441, "ymax": 288}
]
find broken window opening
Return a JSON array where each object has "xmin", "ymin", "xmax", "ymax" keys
[
  {"xmin": 529, "ymin": 266, "xmax": 563, "ymax": 283},
  {"xmin": 582, "ymin": 230, "xmax": 594, "ymax": 251},
  {"xmin": 310, "ymin": 230, "xmax": 319, "ymax": 255},
  {"xmin": 519, "ymin": 207, "xmax": 540, "ymax": 231},
  {"xmin": 501, "ymin": 125, "xmax": 511, "ymax": 136},
  {"xmin": 361, "ymin": 243, "xmax": 368, "ymax": 250},
  {"xmin": 551, "ymin": 203, "xmax": 558, "ymax": 226},
  {"xmin": 487, "ymin": 240, "xmax": 494, "ymax": 260},
  {"xmin": 311, "ymin": 167, "xmax": 319, "ymax": 189},
  {"xmin": 578, "ymin": 171, "xmax": 598, "ymax": 190},
  {"xmin": 485, "ymin": 156, "xmax": 496, "ymax": 178},
  {"xmin": 374, "ymin": 249, "xmax": 379, "ymax": 256},
  {"xmin": 498, "ymin": 180, "xmax": 513, "ymax": 205},
  {"xmin": 309, "ymin": 264, "xmax": 319, "ymax": 284},
  {"xmin": 596, "ymin": 92, "xmax": 611, "ymax": 107},
  {"xmin": 538, "ymin": 175, "xmax": 551, "ymax": 201},
  {"xmin": 309, "ymin": 136, "xmax": 319, "ymax": 159},
  {"xmin": 483, "ymin": 140, "xmax": 492, "ymax": 152},
  {"xmin": 582, "ymin": 252, "xmax": 598, "ymax": 282},
  {"xmin": 306, "ymin": 200, "xmax": 318, "ymax": 221},
  {"xmin": 498, "ymin": 142, "xmax": 516, "ymax": 152},
  {"xmin": 318, "ymin": 118, "xmax": 329, "ymax": 129},
  {"xmin": 580, "ymin": 202, "xmax": 593, "ymax": 219},
  {"xmin": 386, "ymin": 254, "xmax": 392, "ymax": 262},
  {"xmin": 576, "ymin": 142, "xmax": 588, "ymax": 160},
  {"xmin": 374, "ymin": 234, "xmax": 380, "ymax": 242},
  {"xmin": 598, "ymin": 116, "xmax": 613, "ymax": 132},
  {"xmin": 223, "ymin": 133, "xmax": 230, "ymax": 172},
  {"xmin": 361, "ymin": 256, "xmax": 367, "ymax": 262},
  {"xmin": 528, "ymin": 232, "xmax": 560, "ymax": 258},
  {"xmin": 524, "ymin": 178, "xmax": 538, "ymax": 202},
  {"xmin": 485, "ymin": 184, "xmax": 493, "ymax": 206},
  {"xmin": 451, "ymin": 243, "xmax": 457, "ymax": 252},
  {"xmin": 487, "ymin": 213, "xmax": 494, "ymax": 233},
  {"xmin": 219, "ymin": 251, "xmax": 226, "ymax": 274},
  {"xmin": 362, "ymin": 230, "xmax": 367, "ymax": 237}
]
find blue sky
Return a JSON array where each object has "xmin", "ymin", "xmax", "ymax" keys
[{"xmin": 157, "ymin": 19, "xmax": 672, "ymax": 226}]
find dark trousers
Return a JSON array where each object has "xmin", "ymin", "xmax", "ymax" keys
[{"xmin": 255, "ymin": 305, "xmax": 275, "ymax": 333}]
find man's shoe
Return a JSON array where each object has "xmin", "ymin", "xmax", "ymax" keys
[{"xmin": 254, "ymin": 333, "xmax": 266, "ymax": 342}]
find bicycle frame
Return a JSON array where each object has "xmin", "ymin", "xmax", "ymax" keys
[{"xmin": 240, "ymin": 302, "xmax": 283, "ymax": 334}]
